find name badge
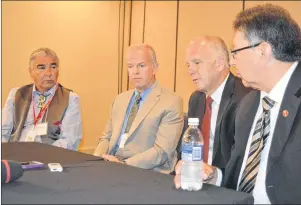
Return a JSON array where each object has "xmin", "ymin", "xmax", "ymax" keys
[
  {"xmin": 34, "ymin": 123, "xmax": 48, "ymax": 136},
  {"xmin": 119, "ymin": 133, "xmax": 129, "ymax": 148},
  {"xmin": 25, "ymin": 129, "xmax": 36, "ymax": 142}
]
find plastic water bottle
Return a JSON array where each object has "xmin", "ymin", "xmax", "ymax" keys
[{"xmin": 181, "ymin": 118, "xmax": 203, "ymax": 191}]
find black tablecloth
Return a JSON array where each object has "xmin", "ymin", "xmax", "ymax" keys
[
  {"xmin": 2, "ymin": 142, "xmax": 102, "ymax": 164},
  {"xmin": 2, "ymin": 142, "xmax": 254, "ymax": 204}
]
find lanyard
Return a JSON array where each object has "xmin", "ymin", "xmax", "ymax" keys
[{"xmin": 32, "ymin": 84, "xmax": 58, "ymax": 127}]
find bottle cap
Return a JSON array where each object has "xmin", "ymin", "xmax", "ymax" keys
[{"xmin": 188, "ymin": 118, "xmax": 199, "ymax": 125}]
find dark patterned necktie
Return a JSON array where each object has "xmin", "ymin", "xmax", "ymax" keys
[
  {"xmin": 124, "ymin": 93, "xmax": 142, "ymax": 133},
  {"xmin": 238, "ymin": 96, "xmax": 275, "ymax": 193}
]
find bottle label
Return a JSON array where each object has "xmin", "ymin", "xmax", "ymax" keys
[{"xmin": 181, "ymin": 144, "xmax": 203, "ymax": 161}]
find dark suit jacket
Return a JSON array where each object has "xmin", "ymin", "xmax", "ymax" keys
[
  {"xmin": 188, "ymin": 73, "xmax": 251, "ymax": 169},
  {"xmin": 224, "ymin": 62, "xmax": 301, "ymax": 204}
]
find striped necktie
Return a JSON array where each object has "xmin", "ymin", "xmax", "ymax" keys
[
  {"xmin": 124, "ymin": 93, "xmax": 142, "ymax": 133},
  {"xmin": 238, "ymin": 96, "xmax": 275, "ymax": 193}
]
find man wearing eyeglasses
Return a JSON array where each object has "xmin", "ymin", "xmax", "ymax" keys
[
  {"xmin": 175, "ymin": 3, "xmax": 301, "ymax": 204},
  {"xmin": 2, "ymin": 48, "xmax": 82, "ymax": 151}
]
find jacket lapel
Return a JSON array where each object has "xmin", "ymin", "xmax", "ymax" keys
[
  {"xmin": 238, "ymin": 90, "xmax": 261, "ymax": 154},
  {"xmin": 212, "ymin": 74, "xmax": 235, "ymax": 161},
  {"xmin": 109, "ymin": 90, "xmax": 134, "ymax": 152},
  {"xmin": 126, "ymin": 83, "xmax": 161, "ymax": 139},
  {"xmin": 197, "ymin": 94, "xmax": 206, "ymax": 124},
  {"xmin": 267, "ymin": 62, "xmax": 301, "ymax": 173}
]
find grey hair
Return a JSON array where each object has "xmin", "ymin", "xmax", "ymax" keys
[
  {"xmin": 29, "ymin": 48, "xmax": 59, "ymax": 69},
  {"xmin": 233, "ymin": 3, "xmax": 301, "ymax": 62},
  {"xmin": 128, "ymin": 44, "xmax": 158, "ymax": 68}
]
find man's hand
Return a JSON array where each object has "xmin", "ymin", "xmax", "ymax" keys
[
  {"xmin": 174, "ymin": 160, "xmax": 217, "ymax": 189},
  {"xmin": 102, "ymin": 154, "xmax": 125, "ymax": 164},
  {"xmin": 202, "ymin": 162, "xmax": 217, "ymax": 182},
  {"xmin": 174, "ymin": 160, "xmax": 183, "ymax": 189}
]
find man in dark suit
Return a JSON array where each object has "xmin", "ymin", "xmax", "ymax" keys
[
  {"xmin": 178, "ymin": 36, "xmax": 250, "ymax": 174},
  {"xmin": 175, "ymin": 4, "xmax": 301, "ymax": 204}
]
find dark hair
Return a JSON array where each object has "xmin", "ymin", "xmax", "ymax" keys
[{"xmin": 233, "ymin": 4, "xmax": 301, "ymax": 62}]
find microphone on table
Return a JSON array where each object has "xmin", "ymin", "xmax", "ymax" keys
[{"xmin": 1, "ymin": 160, "xmax": 24, "ymax": 184}]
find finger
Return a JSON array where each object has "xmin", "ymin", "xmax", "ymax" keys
[
  {"xmin": 175, "ymin": 160, "xmax": 183, "ymax": 175},
  {"xmin": 174, "ymin": 174, "xmax": 181, "ymax": 189},
  {"xmin": 102, "ymin": 154, "xmax": 110, "ymax": 161},
  {"xmin": 202, "ymin": 169, "xmax": 209, "ymax": 181},
  {"xmin": 202, "ymin": 163, "xmax": 215, "ymax": 181}
]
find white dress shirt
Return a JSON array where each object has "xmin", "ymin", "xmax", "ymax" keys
[
  {"xmin": 208, "ymin": 74, "xmax": 229, "ymax": 165},
  {"xmin": 205, "ymin": 74, "xmax": 229, "ymax": 185},
  {"xmin": 236, "ymin": 62, "xmax": 298, "ymax": 204},
  {"xmin": 1, "ymin": 84, "xmax": 83, "ymax": 150}
]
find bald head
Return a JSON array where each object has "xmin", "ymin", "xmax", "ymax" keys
[
  {"xmin": 187, "ymin": 36, "xmax": 230, "ymax": 68},
  {"xmin": 127, "ymin": 44, "xmax": 158, "ymax": 92},
  {"xmin": 186, "ymin": 36, "xmax": 230, "ymax": 95}
]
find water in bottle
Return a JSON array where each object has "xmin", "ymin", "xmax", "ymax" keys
[{"xmin": 181, "ymin": 117, "xmax": 203, "ymax": 191}]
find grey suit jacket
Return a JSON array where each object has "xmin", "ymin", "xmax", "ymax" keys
[
  {"xmin": 224, "ymin": 62, "xmax": 301, "ymax": 204},
  {"xmin": 94, "ymin": 83, "xmax": 184, "ymax": 174}
]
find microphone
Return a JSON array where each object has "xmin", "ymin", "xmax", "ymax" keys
[{"xmin": 1, "ymin": 160, "xmax": 24, "ymax": 184}]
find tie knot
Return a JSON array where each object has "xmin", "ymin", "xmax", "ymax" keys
[
  {"xmin": 135, "ymin": 93, "xmax": 142, "ymax": 104},
  {"xmin": 262, "ymin": 96, "xmax": 275, "ymax": 111}
]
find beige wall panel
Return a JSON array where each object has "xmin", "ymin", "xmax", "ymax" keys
[
  {"xmin": 143, "ymin": 1, "xmax": 178, "ymax": 91},
  {"xmin": 127, "ymin": 1, "xmax": 146, "ymax": 90},
  {"xmin": 121, "ymin": 1, "xmax": 132, "ymax": 93},
  {"xmin": 129, "ymin": 1, "xmax": 145, "ymax": 45},
  {"xmin": 175, "ymin": 1, "xmax": 243, "ymax": 112},
  {"xmin": 245, "ymin": 1, "xmax": 301, "ymax": 27},
  {"xmin": 2, "ymin": 1, "xmax": 121, "ymax": 153}
]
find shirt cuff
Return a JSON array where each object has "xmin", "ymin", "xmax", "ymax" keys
[{"xmin": 215, "ymin": 167, "xmax": 223, "ymax": 186}]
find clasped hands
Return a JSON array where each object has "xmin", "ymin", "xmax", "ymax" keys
[{"xmin": 102, "ymin": 154, "xmax": 126, "ymax": 164}]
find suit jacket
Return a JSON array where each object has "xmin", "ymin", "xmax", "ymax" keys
[
  {"xmin": 188, "ymin": 73, "xmax": 251, "ymax": 169},
  {"xmin": 94, "ymin": 83, "xmax": 184, "ymax": 174},
  {"xmin": 224, "ymin": 62, "xmax": 301, "ymax": 204}
]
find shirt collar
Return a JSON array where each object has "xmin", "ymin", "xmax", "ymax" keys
[
  {"xmin": 134, "ymin": 81, "xmax": 156, "ymax": 101},
  {"xmin": 261, "ymin": 61, "xmax": 298, "ymax": 104},
  {"xmin": 210, "ymin": 74, "xmax": 229, "ymax": 105},
  {"xmin": 32, "ymin": 83, "xmax": 57, "ymax": 97}
]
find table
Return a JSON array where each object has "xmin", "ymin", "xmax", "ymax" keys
[
  {"xmin": 2, "ymin": 142, "xmax": 102, "ymax": 164},
  {"xmin": 2, "ymin": 142, "xmax": 254, "ymax": 204}
]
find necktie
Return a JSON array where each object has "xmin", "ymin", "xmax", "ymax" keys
[
  {"xmin": 201, "ymin": 96, "xmax": 213, "ymax": 163},
  {"xmin": 238, "ymin": 96, "xmax": 275, "ymax": 193},
  {"xmin": 124, "ymin": 93, "xmax": 142, "ymax": 133},
  {"xmin": 37, "ymin": 94, "xmax": 48, "ymax": 109}
]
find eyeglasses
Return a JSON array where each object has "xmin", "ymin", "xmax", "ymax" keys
[{"xmin": 230, "ymin": 43, "xmax": 261, "ymax": 59}]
